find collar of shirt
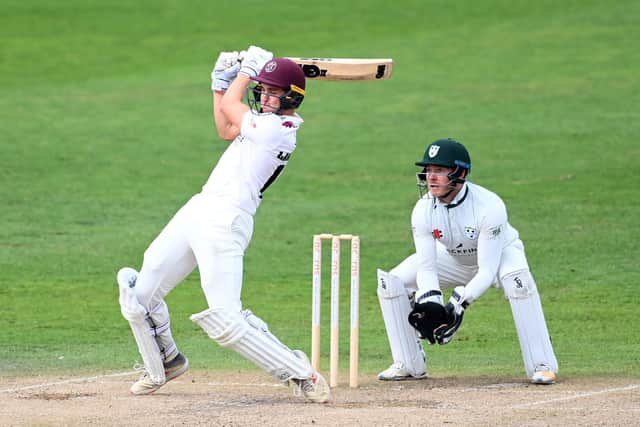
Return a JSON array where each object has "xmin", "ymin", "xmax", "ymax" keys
[{"xmin": 432, "ymin": 182, "xmax": 469, "ymax": 209}]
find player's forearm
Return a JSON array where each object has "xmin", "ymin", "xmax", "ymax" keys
[
  {"xmin": 464, "ymin": 237, "xmax": 502, "ymax": 302},
  {"xmin": 212, "ymin": 90, "xmax": 236, "ymax": 141},
  {"xmin": 463, "ymin": 269, "xmax": 494, "ymax": 302},
  {"xmin": 220, "ymin": 74, "xmax": 250, "ymax": 122}
]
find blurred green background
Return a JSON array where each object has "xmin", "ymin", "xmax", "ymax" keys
[{"xmin": 1, "ymin": 0, "xmax": 638, "ymax": 380}]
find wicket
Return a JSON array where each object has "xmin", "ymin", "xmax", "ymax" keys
[{"xmin": 311, "ymin": 233, "xmax": 360, "ymax": 388}]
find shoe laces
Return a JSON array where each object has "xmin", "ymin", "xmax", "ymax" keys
[
  {"xmin": 388, "ymin": 361, "xmax": 406, "ymax": 371},
  {"xmin": 132, "ymin": 362, "xmax": 149, "ymax": 379},
  {"xmin": 292, "ymin": 374, "xmax": 316, "ymax": 397}
]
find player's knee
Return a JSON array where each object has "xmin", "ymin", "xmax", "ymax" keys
[
  {"xmin": 501, "ymin": 269, "xmax": 538, "ymax": 300},
  {"xmin": 191, "ymin": 307, "xmax": 245, "ymax": 345}
]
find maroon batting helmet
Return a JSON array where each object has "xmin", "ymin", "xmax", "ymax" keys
[{"xmin": 251, "ymin": 58, "xmax": 306, "ymax": 110}]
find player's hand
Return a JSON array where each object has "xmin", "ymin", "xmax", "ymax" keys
[
  {"xmin": 434, "ymin": 286, "xmax": 469, "ymax": 345},
  {"xmin": 214, "ymin": 51, "xmax": 241, "ymax": 71},
  {"xmin": 239, "ymin": 45, "xmax": 273, "ymax": 78},
  {"xmin": 211, "ymin": 51, "xmax": 241, "ymax": 91}
]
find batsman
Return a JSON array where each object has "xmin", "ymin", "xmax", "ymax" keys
[
  {"xmin": 376, "ymin": 138, "xmax": 558, "ymax": 384},
  {"xmin": 115, "ymin": 45, "xmax": 329, "ymax": 402}
]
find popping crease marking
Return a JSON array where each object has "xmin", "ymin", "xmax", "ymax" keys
[
  {"xmin": 0, "ymin": 371, "xmax": 286, "ymax": 394},
  {"xmin": 0, "ymin": 371, "xmax": 137, "ymax": 393},
  {"xmin": 511, "ymin": 384, "xmax": 640, "ymax": 408}
]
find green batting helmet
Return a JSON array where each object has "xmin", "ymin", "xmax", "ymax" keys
[{"xmin": 416, "ymin": 138, "xmax": 471, "ymax": 171}]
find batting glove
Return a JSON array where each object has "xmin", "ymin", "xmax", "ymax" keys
[
  {"xmin": 239, "ymin": 45, "xmax": 273, "ymax": 78},
  {"xmin": 211, "ymin": 51, "xmax": 241, "ymax": 91}
]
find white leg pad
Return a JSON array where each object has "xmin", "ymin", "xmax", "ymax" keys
[
  {"xmin": 502, "ymin": 270, "xmax": 558, "ymax": 378},
  {"xmin": 377, "ymin": 269, "xmax": 426, "ymax": 376},
  {"xmin": 118, "ymin": 269, "xmax": 165, "ymax": 385},
  {"xmin": 191, "ymin": 308, "xmax": 313, "ymax": 382},
  {"xmin": 148, "ymin": 301, "xmax": 178, "ymax": 362}
]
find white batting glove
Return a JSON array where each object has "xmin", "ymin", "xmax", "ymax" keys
[
  {"xmin": 239, "ymin": 45, "xmax": 273, "ymax": 78},
  {"xmin": 214, "ymin": 51, "xmax": 240, "ymax": 71},
  {"xmin": 212, "ymin": 62, "xmax": 241, "ymax": 92},
  {"xmin": 211, "ymin": 51, "xmax": 241, "ymax": 91}
]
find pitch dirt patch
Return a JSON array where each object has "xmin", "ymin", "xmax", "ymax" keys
[{"xmin": 1, "ymin": 371, "xmax": 638, "ymax": 426}]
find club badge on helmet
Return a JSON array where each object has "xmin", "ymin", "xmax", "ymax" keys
[
  {"xmin": 415, "ymin": 138, "xmax": 471, "ymax": 195},
  {"xmin": 249, "ymin": 58, "xmax": 306, "ymax": 114}
]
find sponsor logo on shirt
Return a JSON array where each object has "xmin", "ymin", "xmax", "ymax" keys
[
  {"xmin": 447, "ymin": 243, "xmax": 477, "ymax": 256},
  {"xmin": 489, "ymin": 225, "xmax": 502, "ymax": 239},
  {"xmin": 282, "ymin": 121, "xmax": 297, "ymax": 128}
]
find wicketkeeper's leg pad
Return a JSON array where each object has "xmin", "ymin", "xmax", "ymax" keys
[
  {"xmin": 501, "ymin": 269, "xmax": 558, "ymax": 378},
  {"xmin": 118, "ymin": 268, "xmax": 165, "ymax": 385},
  {"xmin": 377, "ymin": 269, "xmax": 426, "ymax": 375},
  {"xmin": 191, "ymin": 308, "xmax": 314, "ymax": 382}
]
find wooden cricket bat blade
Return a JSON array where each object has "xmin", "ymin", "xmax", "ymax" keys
[{"xmin": 285, "ymin": 58, "xmax": 393, "ymax": 81}]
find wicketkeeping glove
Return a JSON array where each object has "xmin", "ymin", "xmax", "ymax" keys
[
  {"xmin": 211, "ymin": 51, "xmax": 242, "ymax": 92},
  {"xmin": 239, "ymin": 45, "xmax": 273, "ymax": 78},
  {"xmin": 434, "ymin": 286, "xmax": 470, "ymax": 344}
]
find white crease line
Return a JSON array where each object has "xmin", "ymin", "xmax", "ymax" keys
[
  {"xmin": 512, "ymin": 384, "xmax": 640, "ymax": 408},
  {"xmin": 0, "ymin": 371, "xmax": 136, "ymax": 394},
  {"xmin": 0, "ymin": 371, "xmax": 286, "ymax": 394},
  {"xmin": 205, "ymin": 382, "xmax": 285, "ymax": 388}
]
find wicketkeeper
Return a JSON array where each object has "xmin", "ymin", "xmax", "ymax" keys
[
  {"xmin": 116, "ymin": 45, "xmax": 329, "ymax": 402},
  {"xmin": 376, "ymin": 138, "xmax": 558, "ymax": 384}
]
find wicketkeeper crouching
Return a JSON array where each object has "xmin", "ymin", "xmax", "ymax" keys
[{"xmin": 376, "ymin": 138, "xmax": 558, "ymax": 385}]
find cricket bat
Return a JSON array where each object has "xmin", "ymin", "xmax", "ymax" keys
[{"xmin": 285, "ymin": 58, "xmax": 393, "ymax": 81}]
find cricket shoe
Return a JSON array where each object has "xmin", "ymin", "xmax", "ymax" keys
[
  {"xmin": 377, "ymin": 362, "xmax": 427, "ymax": 381},
  {"xmin": 292, "ymin": 372, "xmax": 330, "ymax": 403},
  {"xmin": 290, "ymin": 350, "xmax": 330, "ymax": 403},
  {"xmin": 130, "ymin": 353, "xmax": 189, "ymax": 395},
  {"xmin": 531, "ymin": 364, "xmax": 557, "ymax": 385}
]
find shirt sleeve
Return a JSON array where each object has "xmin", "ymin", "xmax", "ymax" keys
[
  {"xmin": 464, "ymin": 200, "xmax": 508, "ymax": 302},
  {"xmin": 411, "ymin": 199, "xmax": 440, "ymax": 293}
]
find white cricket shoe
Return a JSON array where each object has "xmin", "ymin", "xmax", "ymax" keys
[
  {"xmin": 377, "ymin": 362, "xmax": 427, "ymax": 381},
  {"xmin": 290, "ymin": 350, "xmax": 330, "ymax": 403},
  {"xmin": 130, "ymin": 353, "xmax": 189, "ymax": 395},
  {"xmin": 292, "ymin": 372, "xmax": 330, "ymax": 403},
  {"xmin": 531, "ymin": 364, "xmax": 557, "ymax": 385}
]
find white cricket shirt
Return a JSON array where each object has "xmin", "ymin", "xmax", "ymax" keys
[
  {"xmin": 411, "ymin": 182, "xmax": 520, "ymax": 301},
  {"xmin": 202, "ymin": 111, "xmax": 303, "ymax": 215}
]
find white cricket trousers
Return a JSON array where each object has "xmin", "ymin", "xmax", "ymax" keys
[{"xmin": 133, "ymin": 192, "xmax": 254, "ymax": 313}]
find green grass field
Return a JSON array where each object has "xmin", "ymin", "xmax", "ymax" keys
[{"xmin": 1, "ymin": 0, "xmax": 638, "ymax": 381}]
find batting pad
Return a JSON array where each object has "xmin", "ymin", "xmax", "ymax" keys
[
  {"xmin": 148, "ymin": 301, "xmax": 178, "ymax": 363},
  {"xmin": 502, "ymin": 270, "xmax": 558, "ymax": 377},
  {"xmin": 377, "ymin": 269, "xmax": 426, "ymax": 376},
  {"xmin": 118, "ymin": 274, "xmax": 165, "ymax": 385},
  {"xmin": 191, "ymin": 308, "xmax": 314, "ymax": 382}
]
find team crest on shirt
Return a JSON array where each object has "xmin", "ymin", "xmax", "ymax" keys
[
  {"xmin": 464, "ymin": 227, "xmax": 477, "ymax": 240},
  {"xmin": 428, "ymin": 145, "xmax": 440, "ymax": 158},
  {"xmin": 432, "ymin": 228, "xmax": 444, "ymax": 239}
]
